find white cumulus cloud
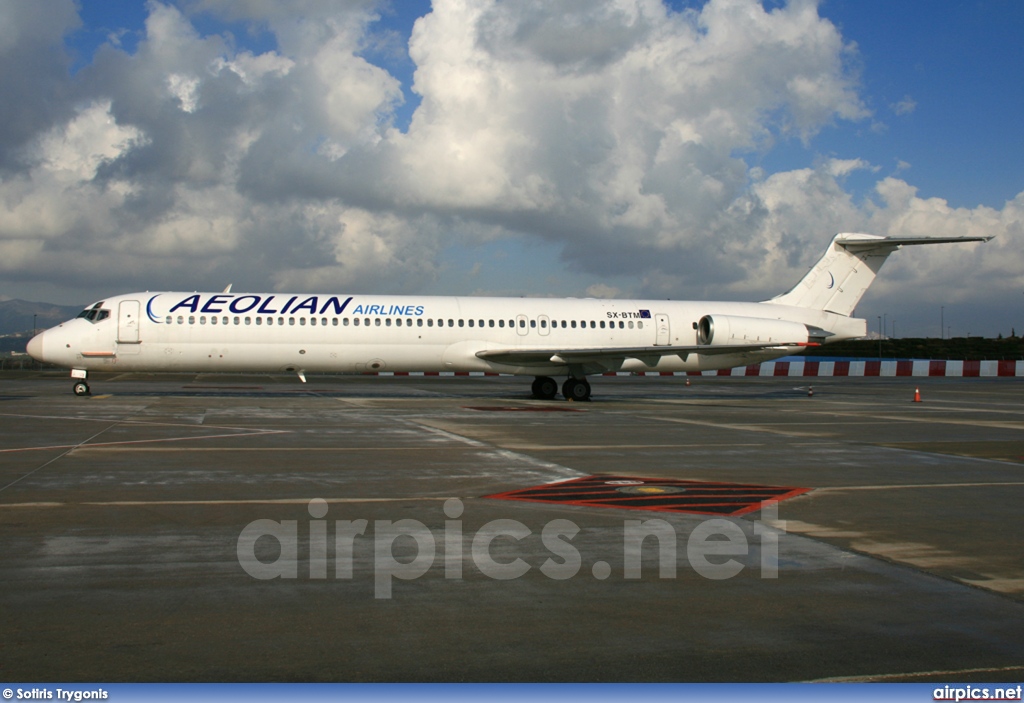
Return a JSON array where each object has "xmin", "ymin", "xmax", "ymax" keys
[{"xmin": 0, "ymin": 0, "xmax": 1017, "ymax": 337}]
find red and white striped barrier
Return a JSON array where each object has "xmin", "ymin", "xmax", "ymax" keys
[
  {"xmin": 367, "ymin": 360, "xmax": 1024, "ymax": 378},
  {"xmin": 600, "ymin": 359, "xmax": 1024, "ymax": 378}
]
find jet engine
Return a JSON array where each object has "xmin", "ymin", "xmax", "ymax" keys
[{"xmin": 697, "ymin": 314, "xmax": 813, "ymax": 347}]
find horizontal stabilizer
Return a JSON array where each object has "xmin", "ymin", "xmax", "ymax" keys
[
  {"xmin": 835, "ymin": 235, "xmax": 992, "ymax": 252},
  {"xmin": 768, "ymin": 233, "xmax": 992, "ymax": 316}
]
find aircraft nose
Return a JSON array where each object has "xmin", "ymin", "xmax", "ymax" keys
[{"xmin": 26, "ymin": 331, "xmax": 45, "ymax": 361}]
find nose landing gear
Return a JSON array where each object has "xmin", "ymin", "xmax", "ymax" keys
[{"xmin": 71, "ymin": 369, "xmax": 90, "ymax": 396}]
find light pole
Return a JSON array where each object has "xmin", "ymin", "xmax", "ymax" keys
[
  {"xmin": 878, "ymin": 316, "xmax": 882, "ymax": 358},
  {"xmin": 940, "ymin": 306, "xmax": 944, "ymax": 339}
]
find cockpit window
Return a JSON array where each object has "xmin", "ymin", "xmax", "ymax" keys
[{"xmin": 77, "ymin": 302, "xmax": 110, "ymax": 323}]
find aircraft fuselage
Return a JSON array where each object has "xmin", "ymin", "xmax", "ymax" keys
[{"xmin": 28, "ymin": 291, "xmax": 865, "ymax": 378}]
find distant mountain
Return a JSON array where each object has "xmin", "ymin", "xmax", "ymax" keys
[{"xmin": 0, "ymin": 298, "xmax": 83, "ymax": 336}]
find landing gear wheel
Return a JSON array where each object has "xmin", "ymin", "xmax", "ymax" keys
[
  {"xmin": 531, "ymin": 376, "xmax": 558, "ymax": 400},
  {"xmin": 73, "ymin": 381, "xmax": 91, "ymax": 397},
  {"xmin": 562, "ymin": 377, "xmax": 591, "ymax": 402}
]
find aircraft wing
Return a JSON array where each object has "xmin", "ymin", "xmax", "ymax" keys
[{"xmin": 476, "ymin": 342, "xmax": 813, "ymax": 369}]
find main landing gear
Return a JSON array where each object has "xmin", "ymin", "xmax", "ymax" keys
[
  {"xmin": 561, "ymin": 377, "xmax": 591, "ymax": 402},
  {"xmin": 73, "ymin": 381, "xmax": 91, "ymax": 396},
  {"xmin": 531, "ymin": 375, "xmax": 591, "ymax": 402},
  {"xmin": 531, "ymin": 376, "xmax": 559, "ymax": 400}
]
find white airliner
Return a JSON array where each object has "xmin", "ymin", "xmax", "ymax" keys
[{"xmin": 26, "ymin": 233, "xmax": 989, "ymax": 400}]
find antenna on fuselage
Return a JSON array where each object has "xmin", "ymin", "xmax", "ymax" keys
[{"xmin": 222, "ymin": 284, "xmax": 232, "ymax": 293}]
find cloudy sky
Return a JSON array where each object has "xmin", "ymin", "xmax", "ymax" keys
[{"xmin": 1, "ymin": 0, "xmax": 1021, "ymax": 337}]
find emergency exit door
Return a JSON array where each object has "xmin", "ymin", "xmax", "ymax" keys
[{"xmin": 655, "ymin": 313, "xmax": 670, "ymax": 345}]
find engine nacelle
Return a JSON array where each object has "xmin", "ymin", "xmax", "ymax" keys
[{"xmin": 697, "ymin": 314, "xmax": 811, "ymax": 347}]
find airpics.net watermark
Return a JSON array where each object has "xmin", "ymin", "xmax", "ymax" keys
[{"xmin": 237, "ymin": 498, "xmax": 787, "ymax": 599}]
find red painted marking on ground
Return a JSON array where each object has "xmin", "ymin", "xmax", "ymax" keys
[{"xmin": 484, "ymin": 475, "xmax": 811, "ymax": 516}]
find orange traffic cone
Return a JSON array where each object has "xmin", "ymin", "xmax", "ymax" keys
[
  {"xmin": 913, "ymin": 387, "xmax": 922, "ymax": 403},
  {"xmin": 808, "ymin": 385, "xmax": 814, "ymax": 397},
  {"xmin": 685, "ymin": 378, "xmax": 691, "ymax": 387}
]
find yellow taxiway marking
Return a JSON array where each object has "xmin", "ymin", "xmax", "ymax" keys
[
  {"xmin": 0, "ymin": 497, "xmax": 455, "ymax": 508},
  {"xmin": 806, "ymin": 409, "xmax": 1024, "ymax": 431},
  {"xmin": 813, "ymin": 481, "xmax": 1024, "ymax": 492},
  {"xmin": 642, "ymin": 415, "xmax": 832, "ymax": 438},
  {"xmin": 0, "ymin": 411, "xmax": 282, "ymax": 432},
  {"xmin": 65, "ymin": 446, "xmax": 482, "ymax": 452},
  {"xmin": 0, "ymin": 430, "xmax": 287, "ymax": 454},
  {"xmin": 770, "ymin": 518, "xmax": 1024, "ymax": 597},
  {"xmin": 809, "ymin": 664, "xmax": 1024, "ymax": 683},
  {"xmin": 500, "ymin": 443, "xmax": 766, "ymax": 450}
]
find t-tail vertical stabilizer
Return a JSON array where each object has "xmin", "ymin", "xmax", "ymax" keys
[{"xmin": 767, "ymin": 233, "xmax": 992, "ymax": 316}]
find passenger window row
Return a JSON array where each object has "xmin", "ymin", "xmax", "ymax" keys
[{"xmin": 164, "ymin": 315, "xmax": 644, "ymax": 330}]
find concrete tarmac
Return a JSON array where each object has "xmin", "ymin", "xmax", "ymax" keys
[{"xmin": 1, "ymin": 371, "xmax": 1023, "ymax": 682}]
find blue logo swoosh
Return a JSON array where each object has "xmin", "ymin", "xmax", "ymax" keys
[
  {"xmin": 826, "ymin": 272, "xmax": 835, "ymax": 290},
  {"xmin": 146, "ymin": 295, "xmax": 164, "ymax": 323}
]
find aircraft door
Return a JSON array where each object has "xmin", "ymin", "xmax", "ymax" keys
[
  {"xmin": 538, "ymin": 314, "xmax": 550, "ymax": 336},
  {"xmin": 118, "ymin": 300, "xmax": 141, "ymax": 343},
  {"xmin": 516, "ymin": 314, "xmax": 529, "ymax": 336},
  {"xmin": 655, "ymin": 313, "xmax": 670, "ymax": 345}
]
